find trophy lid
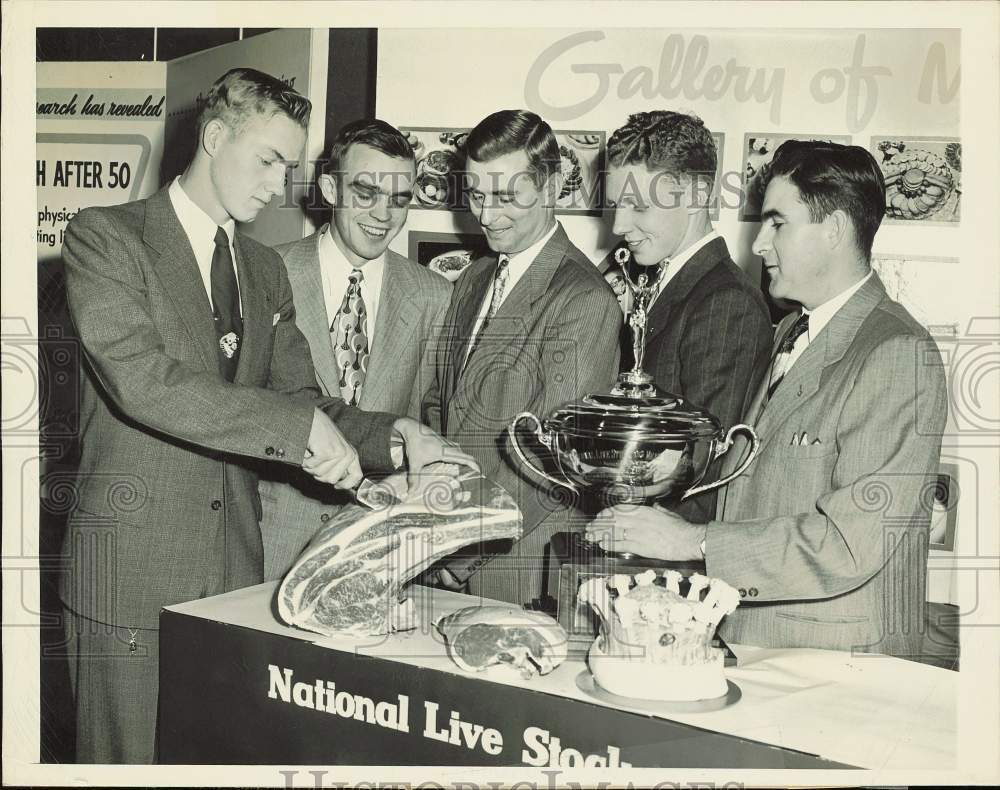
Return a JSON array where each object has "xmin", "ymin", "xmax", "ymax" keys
[{"xmin": 546, "ymin": 390, "xmax": 721, "ymax": 440}]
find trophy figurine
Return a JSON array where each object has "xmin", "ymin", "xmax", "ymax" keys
[{"xmin": 612, "ymin": 246, "xmax": 663, "ymax": 400}]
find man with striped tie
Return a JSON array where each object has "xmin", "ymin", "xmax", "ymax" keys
[
  {"xmin": 422, "ymin": 109, "xmax": 622, "ymax": 608},
  {"xmin": 259, "ymin": 120, "xmax": 452, "ymax": 581},
  {"xmin": 588, "ymin": 141, "xmax": 947, "ymax": 660}
]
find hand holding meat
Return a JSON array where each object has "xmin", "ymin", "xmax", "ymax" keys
[
  {"xmin": 278, "ymin": 465, "xmax": 521, "ymax": 637},
  {"xmin": 392, "ymin": 417, "xmax": 479, "ymax": 487},
  {"xmin": 303, "ymin": 408, "xmax": 363, "ymax": 489}
]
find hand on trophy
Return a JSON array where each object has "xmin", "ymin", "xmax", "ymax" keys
[{"xmin": 586, "ymin": 504, "xmax": 707, "ymax": 561}]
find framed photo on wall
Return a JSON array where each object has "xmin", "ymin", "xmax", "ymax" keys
[
  {"xmin": 739, "ymin": 132, "xmax": 852, "ymax": 222},
  {"xmin": 870, "ymin": 135, "xmax": 961, "ymax": 224},
  {"xmin": 407, "ymin": 229, "xmax": 487, "ymax": 282}
]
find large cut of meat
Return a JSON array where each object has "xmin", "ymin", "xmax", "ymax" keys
[{"xmin": 278, "ymin": 466, "xmax": 521, "ymax": 637}]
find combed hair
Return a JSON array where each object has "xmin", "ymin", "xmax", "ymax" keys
[
  {"xmin": 465, "ymin": 109, "xmax": 560, "ymax": 186},
  {"xmin": 607, "ymin": 111, "xmax": 717, "ymax": 182},
  {"xmin": 764, "ymin": 140, "xmax": 886, "ymax": 259},
  {"xmin": 197, "ymin": 68, "xmax": 311, "ymax": 135},
  {"xmin": 321, "ymin": 119, "xmax": 415, "ymax": 178}
]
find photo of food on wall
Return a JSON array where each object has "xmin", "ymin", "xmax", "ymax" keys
[
  {"xmin": 407, "ymin": 230, "xmax": 487, "ymax": 282},
  {"xmin": 400, "ymin": 127, "xmax": 606, "ymax": 215},
  {"xmin": 871, "ymin": 136, "xmax": 961, "ymax": 224},
  {"xmin": 740, "ymin": 132, "xmax": 852, "ymax": 222}
]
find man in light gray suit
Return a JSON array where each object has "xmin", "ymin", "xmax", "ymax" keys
[
  {"xmin": 589, "ymin": 141, "xmax": 947, "ymax": 661},
  {"xmin": 260, "ymin": 120, "xmax": 452, "ymax": 580}
]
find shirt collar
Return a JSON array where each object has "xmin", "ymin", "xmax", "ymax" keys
[
  {"xmin": 803, "ymin": 270, "xmax": 873, "ymax": 341},
  {"xmin": 168, "ymin": 177, "xmax": 235, "ymax": 251},
  {"xmin": 320, "ymin": 223, "xmax": 386, "ymax": 276},
  {"xmin": 503, "ymin": 220, "xmax": 559, "ymax": 270},
  {"xmin": 666, "ymin": 229, "xmax": 719, "ymax": 272},
  {"xmin": 649, "ymin": 229, "xmax": 719, "ymax": 302}
]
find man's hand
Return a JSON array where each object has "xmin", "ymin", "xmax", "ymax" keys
[
  {"xmin": 585, "ymin": 504, "xmax": 706, "ymax": 561},
  {"xmin": 392, "ymin": 417, "xmax": 480, "ymax": 489},
  {"xmin": 432, "ymin": 567, "xmax": 468, "ymax": 592},
  {"xmin": 303, "ymin": 408, "xmax": 362, "ymax": 489}
]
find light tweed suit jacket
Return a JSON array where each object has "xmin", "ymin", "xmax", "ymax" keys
[
  {"xmin": 258, "ymin": 227, "xmax": 452, "ymax": 580},
  {"xmin": 423, "ymin": 224, "xmax": 622, "ymax": 606},
  {"xmin": 708, "ymin": 274, "xmax": 947, "ymax": 659},
  {"xmin": 60, "ymin": 190, "xmax": 397, "ymax": 631}
]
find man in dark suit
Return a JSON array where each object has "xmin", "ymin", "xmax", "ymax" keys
[
  {"xmin": 605, "ymin": 111, "xmax": 773, "ymax": 524},
  {"xmin": 422, "ymin": 109, "xmax": 622, "ymax": 607},
  {"xmin": 590, "ymin": 141, "xmax": 947, "ymax": 660},
  {"xmin": 259, "ymin": 120, "xmax": 452, "ymax": 580},
  {"xmin": 60, "ymin": 68, "xmax": 472, "ymax": 763}
]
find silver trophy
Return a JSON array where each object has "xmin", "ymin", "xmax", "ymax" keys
[{"xmin": 508, "ymin": 247, "xmax": 760, "ymax": 506}]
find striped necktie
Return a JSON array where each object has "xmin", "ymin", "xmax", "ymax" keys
[
  {"xmin": 766, "ymin": 312, "xmax": 810, "ymax": 399},
  {"xmin": 332, "ymin": 269, "xmax": 369, "ymax": 406}
]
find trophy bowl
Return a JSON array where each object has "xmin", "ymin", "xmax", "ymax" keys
[{"xmin": 509, "ymin": 390, "xmax": 759, "ymax": 505}]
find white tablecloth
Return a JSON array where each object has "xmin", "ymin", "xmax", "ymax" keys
[{"xmin": 165, "ymin": 582, "xmax": 957, "ymax": 770}]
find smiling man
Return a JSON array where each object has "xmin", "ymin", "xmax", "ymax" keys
[
  {"xmin": 422, "ymin": 109, "xmax": 622, "ymax": 608},
  {"xmin": 589, "ymin": 141, "xmax": 948, "ymax": 661},
  {"xmin": 605, "ymin": 111, "xmax": 772, "ymax": 525},
  {"xmin": 259, "ymin": 119, "xmax": 452, "ymax": 581}
]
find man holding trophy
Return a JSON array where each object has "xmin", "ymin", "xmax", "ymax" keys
[
  {"xmin": 587, "ymin": 141, "xmax": 947, "ymax": 659},
  {"xmin": 603, "ymin": 112, "xmax": 772, "ymax": 524}
]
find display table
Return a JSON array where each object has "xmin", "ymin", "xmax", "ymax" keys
[{"xmin": 158, "ymin": 582, "xmax": 956, "ymax": 769}]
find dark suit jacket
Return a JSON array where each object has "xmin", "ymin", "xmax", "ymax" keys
[
  {"xmin": 634, "ymin": 236, "xmax": 772, "ymax": 523},
  {"xmin": 711, "ymin": 275, "xmax": 947, "ymax": 659},
  {"xmin": 422, "ymin": 224, "xmax": 622, "ymax": 605},
  {"xmin": 59, "ymin": 188, "xmax": 397, "ymax": 629}
]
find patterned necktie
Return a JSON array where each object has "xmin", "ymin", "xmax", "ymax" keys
[
  {"xmin": 211, "ymin": 226, "xmax": 242, "ymax": 381},
  {"xmin": 486, "ymin": 254, "xmax": 511, "ymax": 321},
  {"xmin": 332, "ymin": 269, "xmax": 369, "ymax": 406},
  {"xmin": 766, "ymin": 312, "xmax": 810, "ymax": 399},
  {"xmin": 464, "ymin": 254, "xmax": 510, "ymax": 368}
]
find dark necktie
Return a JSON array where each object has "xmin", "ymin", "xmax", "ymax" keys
[
  {"xmin": 211, "ymin": 226, "xmax": 242, "ymax": 381},
  {"xmin": 332, "ymin": 269, "xmax": 369, "ymax": 406},
  {"xmin": 464, "ymin": 254, "xmax": 509, "ymax": 368},
  {"xmin": 766, "ymin": 312, "xmax": 810, "ymax": 399}
]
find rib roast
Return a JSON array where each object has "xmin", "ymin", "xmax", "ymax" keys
[{"xmin": 277, "ymin": 465, "xmax": 521, "ymax": 637}]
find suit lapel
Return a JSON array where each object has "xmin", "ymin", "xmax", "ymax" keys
[
  {"xmin": 447, "ymin": 259, "xmax": 494, "ymax": 397},
  {"xmin": 285, "ymin": 228, "xmax": 339, "ymax": 396},
  {"xmin": 232, "ymin": 235, "xmax": 270, "ymax": 385},
  {"xmin": 144, "ymin": 189, "xmax": 219, "ymax": 375},
  {"xmin": 450, "ymin": 225, "xmax": 569, "ymax": 436},
  {"xmin": 363, "ymin": 251, "xmax": 416, "ymax": 410},
  {"xmin": 750, "ymin": 274, "xmax": 888, "ymax": 454},
  {"xmin": 645, "ymin": 237, "xmax": 729, "ymax": 347}
]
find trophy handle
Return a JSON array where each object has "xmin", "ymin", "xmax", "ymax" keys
[
  {"xmin": 508, "ymin": 412, "xmax": 579, "ymax": 492},
  {"xmin": 680, "ymin": 423, "xmax": 760, "ymax": 500}
]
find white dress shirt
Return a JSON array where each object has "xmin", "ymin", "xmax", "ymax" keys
[
  {"xmin": 468, "ymin": 220, "xmax": 560, "ymax": 350},
  {"xmin": 647, "ymin": 229, "xmax": 719, "ymax": 308},
  {"xmin": 784, "ymin": 271, "xmax": 873, "ymax": 370},
  {"xmin": 318, "ymin": 225, "xmax": 385, "ymax": 345},
  {"xmin": 168, "ymin": 178, "xmax": 240, "ymax": 311}
]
